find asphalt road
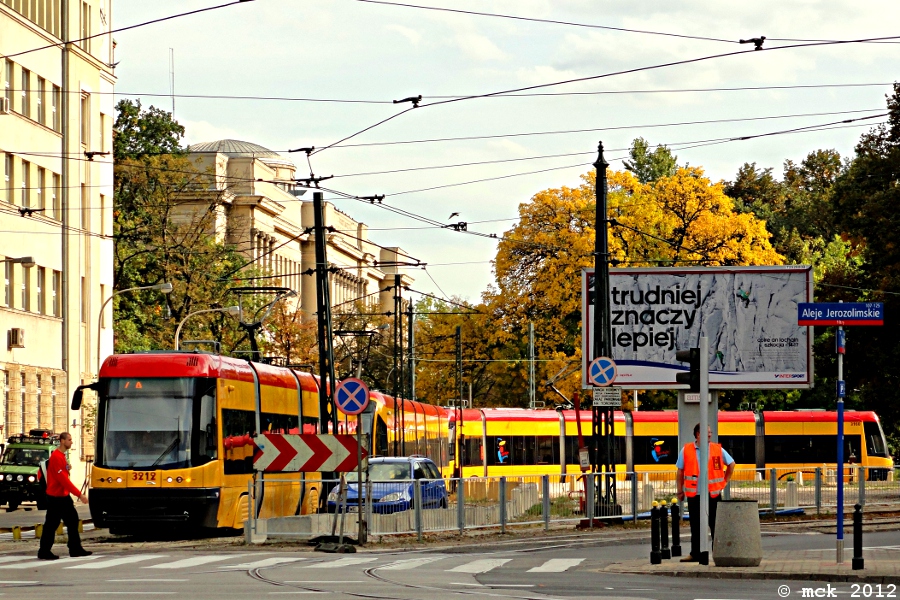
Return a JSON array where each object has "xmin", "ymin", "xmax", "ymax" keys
[{"xmin": 0, "ymin": 525, "xmax": 896, "ymax": 598}]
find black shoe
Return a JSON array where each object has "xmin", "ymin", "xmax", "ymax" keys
[
  {"xmin": 37, "ymin": 551, "xmax": 59, "ymax": 561},
  {"xmin": 69, "ymin": 549, "xmax": 92, "ymax": 558}
]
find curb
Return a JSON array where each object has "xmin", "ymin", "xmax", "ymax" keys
[{"xmin": 603, "ymin": 567, "xmax": 900, "ymax": 584}]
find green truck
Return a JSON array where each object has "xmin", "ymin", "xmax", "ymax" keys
[{"xmin": 0, "ymin": 429, "xmax": 59, "ymax": 511}]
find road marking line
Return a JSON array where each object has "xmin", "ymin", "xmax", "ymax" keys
[
  {"xmin": 69, "ymin": 555, "xmax": 168, "ymax": 569},
  {"xmin": 0, "ymin": 581, "xmax": 38, "ymax": 584},
  {"xmin": 144, "ymin": 555, "xmax": 251, "ymax": 569},
  {"xmin": 282, "ymin": 581, "xmax": 364, "ymax": 584},
  {"xmin": 447, "ymin": 559, "xmax": 510, "ymax": 573},
  {"xmin": 219, "ymin": 557, "xmax": 306, "ymax": 569},
  {"xmin": 87, "ymin": 593, "xmax": 177, "ymax": 596},
  {"xmin": 0, "ymin": 557, "xmax": 35, "ymax": 565},
  {"xmin": 0, "ymin": 555, "xmax": 99, "ymax": 568},
  {"xmin": 378, "ymin": 556, "xmax": 446, "ymax": 570},
  {"xmin": 527, "ymin": 558, "xmax": 585, "ymax": 572},
  {"xmin": 107, "ymin": 580, "xmax": 189, "ymax": 583},
  {"xmin": 303, "ymin": 557, "xmax": 377, "ymax": 568}
]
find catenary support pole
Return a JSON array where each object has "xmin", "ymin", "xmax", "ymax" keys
[
  {"xmin": 698, "ymin": 336, "xmax": 710, "ymax": 565},
  {"xmin": 837, "ymin": 320, "xmax": 845, "ymax": 564}
]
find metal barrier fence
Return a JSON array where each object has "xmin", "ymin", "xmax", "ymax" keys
[{"xmin": 247, "ymin": 466, "xmax": 900, "ymax": 541}]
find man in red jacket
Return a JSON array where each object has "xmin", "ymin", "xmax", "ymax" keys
[{"xmin": 38, "ymin": 432, "xmax": 91, "ymax": 560}]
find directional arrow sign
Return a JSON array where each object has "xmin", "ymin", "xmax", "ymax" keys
[{"xmin": 253, "ymin": 434, "xmax": 368, "ymax": 472}]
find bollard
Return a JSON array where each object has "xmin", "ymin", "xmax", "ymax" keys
[
  {"xmin": 12, "ymin": 526, "xmax": 21, "ymax": 541},
  {"xmin": 499, "ymin": 477, "xmax": 507, "ymax": 534},
  {"xmin": 414, "ymin": 480, "xmax": 423, "ymax": 542},
  {"xmin": 57, "ymin": 523, "xmax": 64, "ymax": 536},
  {"xmin": 769, "ymin": 468, "xmax": 777, "ymax": 516},
  {"xmin": 815, "ymin": 467, "xmax": 822, "ymax": 515},
  {"xmin": 542, "ymin": 475, "xmax": 550, "ymax": 531},
  {"xmin": 630, "ymin": 472, "xmax": 638, "ymax": 526},
  {"xmin": 852, "ymin": 503, "xmax": 864, "ymax": 570},
  {"xmin": 35, "ymin": 523, "xmax": 42, "ymax": 538},
  {"xmin": 457, "ymin": 478, "xmax": 465, "ymax": 534},
  {"xmin": 670, "ymin": 498, "xmax": 682, "ymax": 557},
  {"xmin": 858, "ymin": 467, "xmax": 865, "ymax": 507},
  {"xmin": 650, "ymin": 502, "xmax": 661, "ymax": 565},
  {"xmin": 660, "ymin": 500, "xmax": 670, "ymax": 559},
  {"xmin": 78, "ymin": 520, "xmax": 83, "ymax": 534}
]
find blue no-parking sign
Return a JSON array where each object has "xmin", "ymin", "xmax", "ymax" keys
[
  {"xmin": 588, "ymin": 356, "xmax": 617, "ymax": 387},
  {"xmin": 334, "ymin": 377, "xmax": 370, "ymax": 416}
]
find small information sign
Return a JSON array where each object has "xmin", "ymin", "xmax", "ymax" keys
[{"xmin": 592, "ymin": 386, "xmax": 622, "ymax": 407}]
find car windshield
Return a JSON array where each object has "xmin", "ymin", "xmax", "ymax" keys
[
  {"xmin": 1, "ymin": 447, "xmax": 50, "ymax": 466},
  {"xmin": 347, "ymin": 462, "xmax": 411, "ymax": 482}
]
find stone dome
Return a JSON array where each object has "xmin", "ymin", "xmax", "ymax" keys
[{"xmin": 188, "ymin": 139, "xmax": 294, "ymax": 168}]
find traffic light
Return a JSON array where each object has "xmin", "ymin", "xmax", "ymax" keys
[{"xmin": 675, "ymin": 347, "xmax": 700, "ymax": 392}]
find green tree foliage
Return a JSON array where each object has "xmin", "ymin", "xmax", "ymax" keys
[
  {"xmin": 623, "ymin": 137, "xmax": 678, "ymax": 183},
  {"xmin": 113, "ymin": 99, "xmax": 249, "ymax": 353}
]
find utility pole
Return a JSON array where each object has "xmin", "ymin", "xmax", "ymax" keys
[
  {"xmin": 528, "ymin": 323, "xmax": 536, "ymax": 409},
  {"xmin": 456, "ymin": 325, "xmax": 464, "ymax": 471},
  {"xmin": 408, "ymin": 303, "xmax": 415, "ymax": 402},
  {"xmin": 392, "ymin": 275, "xmax": 402, "ymax": 455},
  {"xmin": 313, "ymin": 191, "xmax": 337, "ymax": 437},
  {"xmin": 591, "ymin": 142, "xmax": 617, "ymax": 514}
]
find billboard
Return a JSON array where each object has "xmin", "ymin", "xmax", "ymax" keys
[{"xmin": 582, "ymin": 266, "xmax": 814, "ymax": 389}]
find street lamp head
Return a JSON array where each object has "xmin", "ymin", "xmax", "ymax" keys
[
  {"xmin": 224, "ymin": 306, "xmax": 241, "ymax": 318},
  {"xmin": 153, "ymin": 282, "xmax": 174, "ymax": 294},
  {"xmin": 3, "ymin": 256, "xmax": 35, "ymax": 268}
]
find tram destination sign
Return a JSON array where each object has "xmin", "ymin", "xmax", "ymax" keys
[
  {"xmin": 582, "ymin": 266, "xmax": 814, "ymax": 389},
  {"xmin": 253, "ymin": 433, "xmax": 368, "ymax": 473},
  {"xmin": 797, "ymin": 302, "xmax": 884, "ymax": 326}
]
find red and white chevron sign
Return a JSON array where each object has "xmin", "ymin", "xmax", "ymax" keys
[{"xmin": 253, "ymin": 434, "xmax": 367, "ymax": 472}]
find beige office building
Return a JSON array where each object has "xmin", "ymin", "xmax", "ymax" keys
[
  {"xmin": 0, "ymin": 0, "xmax": 115, "ymax": 481},
  {"xmin": 187, "ymin": 140, "xmax": 414, "ymax": 318}
]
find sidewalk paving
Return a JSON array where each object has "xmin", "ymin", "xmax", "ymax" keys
[{"xmin": 602, "ymin": 548, "xmax": 900, "ymax": 583}]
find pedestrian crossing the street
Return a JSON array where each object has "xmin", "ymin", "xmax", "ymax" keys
[{"xmin": 0, "ymin": 552, "xmax": 593, "ymax": 574}]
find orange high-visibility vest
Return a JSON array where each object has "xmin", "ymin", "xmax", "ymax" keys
[{"xmin": 682, "ymin": 442, "xmax": 726, "ymax": 497}]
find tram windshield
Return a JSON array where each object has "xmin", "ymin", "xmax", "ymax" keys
[{"xmin": 99, "ymin": 378, "xmax": 217, "ymax": 469}]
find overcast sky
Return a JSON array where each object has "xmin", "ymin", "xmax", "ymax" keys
[{"xmin": 112, "ymin": 0, "xmax": 899, "ymax": 303}]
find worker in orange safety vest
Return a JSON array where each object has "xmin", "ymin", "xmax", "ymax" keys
[{"xmin": 675, "ymin": 423, "xmax": 735, "ymax": 563}]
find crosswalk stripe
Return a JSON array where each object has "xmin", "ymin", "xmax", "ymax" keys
[
  {"xmin": 219, "ymin": 557, "xmax": 307, "ymax": 569},
  {"xmin": 0, "ymin": 555, "xmax": 99, "ymax": 569},
  {"xmin": 378, "ymin": 556, "xmax": 446, "ymax": 571},
  {"xmin": 527, "ymin": 558, "xmax": 585, "ymax": 573},
  {"xmin": 68, "ymin": 555, "xmax": 169, "ymax": 569},
  {"xmin": 0, "ymin": 557, "xmax": 37, "ymax": 565},
  {"xmin": 144, "ymin": 555, "xmax": 251, "ymax": 569},
  {"xmin": 303, "ymin": 557, "xmax": 377, "ymax": 569},
  {"xmin": 447, "ymin": 559, "xmax": 510, "ymax": 574}
]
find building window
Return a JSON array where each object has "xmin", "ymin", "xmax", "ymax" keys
[
  {"xmin": 80, "ymin": 1, "xmax": 91, "ymax": 52},
  {"xmin": 36, "ymin": 76, "xmax": 45, "ymax": 124},
  {"xmin": 81, "ymin": 184, "xmax": 88, "ymax": 230},
  {"xmin": 51, "ymin": 84, "xmax": 60, "ymax": 132},
  {"xmin": 100, "ymin": 284, "xmax": 106, "ymax": 328},
  {"xmin": 20, "ymin": 159, "xmax": 29, "ymax": 207},
  {"xmin": 80, "ymin": 93, "xmax": 90, "ymax": 146},
  {"xmin": 36, "ymin": 266, "xmax": 44, "ymax": 314},
  {"xmin": 99, "ymin": 113, "xmax": 107, "ymax": 152},
  {"xmin": 52, "ymin": 270, "xmax": 60, "ymax": 317},
  {"xmin": 3, "ymin": 262, "xmax": 10, "ymax": 307},
  {"xmin": 3, "ymin": 60, "xmax": 12, "ymax": 112},
  {"xmin": 36, "ymin": 167, "xmax": 44, "ymax": 209},
  {"xmin": 21, "ymin": 265, "xmax": 30, "ymax": 311},
  {"xmin": 20, "ymin": 68, "xmax": 30, "ymax": 118},
  {"xmin": 100, "ymin": 193, "xmax": 106, "ymax": 235},
  {"xmin": 51, "ymin": 173, "xmax": 59, "ymax": 219},
  {"xmin": 50, "ymin": 375, "xmax": 56, "ymax": 429},
  {"xmin": 35, "ymin": 374, "xmax": 42, "ymax": 428},
  {"xmin": 2, "ymin": 371, "xmax": 8, "ymax": 432},
  {"xmin": 2, "ymin": 153, "xmax": 9, "ymax": 204}
]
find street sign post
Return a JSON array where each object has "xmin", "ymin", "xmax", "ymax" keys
[
  {"xmin": 797, "ymin": 301, "xmax": 884, "ymax": 565},
  {"xmin": 334, "ymin": 377, "xmax": 370, "ymax": 416},
  {"xmin": 588, "ymin": 356, "xmax": 617, "ymax": 387},
  {"xmin": 592, "ymin": 386, "xmax": 622, "ymax": 407},
  {"xmin": 253, "ymin": 433, "xmax": 367, "ymax": 472}
]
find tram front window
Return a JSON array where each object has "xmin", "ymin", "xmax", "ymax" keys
[{"xmin": 101, "ymin": 378, "xmax": 195, "ymax": 469}]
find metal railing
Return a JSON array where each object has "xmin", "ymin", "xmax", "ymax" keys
[{"xmin": 246, "ymin": 466, "xmax": 900, "ymax": 541}]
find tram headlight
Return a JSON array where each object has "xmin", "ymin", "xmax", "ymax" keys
[
  {"xmin": 166, "ymin": 477, "xmax": 173, "ymax": 483},
  {"xmin": 176, "ymin": 477, "xmax": 183, "ymax": 483}
]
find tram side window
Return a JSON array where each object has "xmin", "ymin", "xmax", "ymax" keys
[
  {"xmin": 222, "ymin": 409, "xmax": 256, "ymax": 474},
  {"xmin": 375, "ymin": 417, "xmax": 388, "ymax": 456},
  {"xmin": 261, "ymin": 412, "xmax": 299, "ymax": 434},
  {"xmin": 196, "ymin": 388, "xmax": 217, "ymax": 465},
  {"xmin": 536, "ymin": 436, "xmax": 558, "ymax": 465},
  {"xmin": 764, "ymin": 435, "xmax": 862, "ymax": 464},
  {"xmin": 632, "ymin": 436, "xmax": 678, "ymax": 466},
  {"xmin": 864, "ymin": 422, "xmax": 890, "ymax": 458},
  {"xmin": 719, "ymin": 435, "xmax": 754, "ymax": 465},
  {"xmin": 462, "ymin": 437, "xmax": 482, "ymax": 467}
]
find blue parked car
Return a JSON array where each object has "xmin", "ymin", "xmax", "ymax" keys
[{"xmin": 326, "ymin": 456, "xmax": 448, "ymax": 514}]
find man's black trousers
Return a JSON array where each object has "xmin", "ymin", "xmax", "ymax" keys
[
  {"xmin": 686, "ymin": 494, "xmax": 720, "ymax": 557},
  {"xmin": 39, "ymin": 495, "xmax": 83, "ymax": 554}
]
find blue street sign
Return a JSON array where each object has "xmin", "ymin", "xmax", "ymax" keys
[
  {"xmin": 798, "ymin": 302, "xmax": 884, "ymax": 326},
  {"xmin": 334, "ymin": 377, "xmax": 370, "ymax": 416},
  {"xmin": 836, "ymin": 329, "xmax": 846, "ymax": 354},
  {"xmin": 588, "ymin": 356, "xmax": 617, "ymax": 387},
  {"xmin": 837, "ymin": 380, "xmax": 846, "ymax": 398}
]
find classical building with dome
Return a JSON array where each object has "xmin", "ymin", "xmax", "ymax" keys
[{"xmin": 185, "ymin": 139, "xmax": 413, "ymax": 316}]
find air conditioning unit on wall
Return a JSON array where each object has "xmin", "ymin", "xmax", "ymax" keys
[{"xmin": 7, "ymin": 328, "xmax": 24, "ymax": 349}]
